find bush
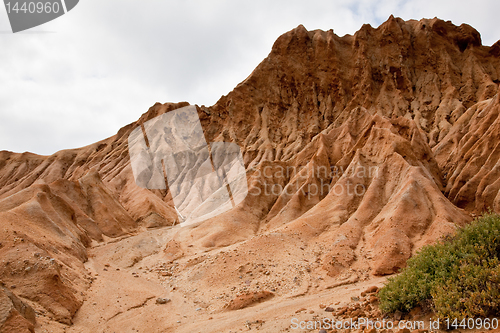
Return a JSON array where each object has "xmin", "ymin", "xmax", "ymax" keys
[{"xmin": 379, "ymin": 212, "xmax": 500, "ymax": 319}]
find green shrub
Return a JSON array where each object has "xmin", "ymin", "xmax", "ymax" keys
[{"xmin": 379, "ymin": 212, "xmax": 500, "ymax": 319}]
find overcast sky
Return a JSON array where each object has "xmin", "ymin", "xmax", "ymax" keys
[{"xmin": 1, "ymin": 0, "xmax": 499, "ymax": 155}]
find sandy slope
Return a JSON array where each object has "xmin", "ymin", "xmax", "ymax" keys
[{"xmin": 35, "ymin": 224, "xmax": 386, "ymax": 333}]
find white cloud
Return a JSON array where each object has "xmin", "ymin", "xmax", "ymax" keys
[{"xmin": 0, "ymin": 0, "xmax": 499, "ymax": 155}]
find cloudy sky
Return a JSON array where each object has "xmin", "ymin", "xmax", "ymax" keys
[{"xmin": 1, "ymin": 0, "xmax": 499, "ymax": 155}]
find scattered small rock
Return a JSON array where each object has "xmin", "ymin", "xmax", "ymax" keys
[
  {"xmin": 394, "ymin": 310, "xmax": 403, "ymax": 320},
  {"xmin": 156, "ymin": 298, "xmax": 170, "ymax": 304},
  {"xmin": 364, "ymin": 286, "xmax": 379, "ymax": 294}
]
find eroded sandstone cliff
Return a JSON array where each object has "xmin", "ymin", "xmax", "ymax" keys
[{"xmin": 0, "ymin": 16, "xmax": 499, "ymax": 330}]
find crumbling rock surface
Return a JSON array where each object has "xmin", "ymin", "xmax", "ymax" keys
[{"xmin": 0, "ymin": 281, "xmax": 36, "ymax": 333}]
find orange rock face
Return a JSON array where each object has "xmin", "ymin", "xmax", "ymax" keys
[{"xmin": 0, "ymin": 16, "xmax": 499, "ymax": 330}]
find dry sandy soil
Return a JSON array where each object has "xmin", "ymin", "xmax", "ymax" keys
[{"xmin": 35, "ymin": 225, "xmax": 388, "ymax": 333}]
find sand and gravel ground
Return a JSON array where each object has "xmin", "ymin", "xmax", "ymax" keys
[{"xmin": 34, "ymin": 225, "xmax": 387, "ymax": 333}]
